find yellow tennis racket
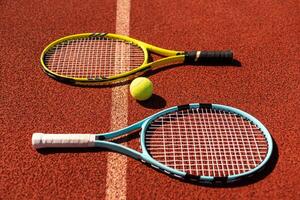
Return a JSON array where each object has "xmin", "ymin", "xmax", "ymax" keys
[{"xmin": 41, "ymin": 33, "xmax": 233, "ymax": 85}]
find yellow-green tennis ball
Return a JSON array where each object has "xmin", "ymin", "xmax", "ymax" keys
[{"xmin": 130, "ymin": 77, "xmax": 153, "ymax": 101}]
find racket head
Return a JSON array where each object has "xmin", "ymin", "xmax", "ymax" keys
[
  {"xmin": 40, "ymin": 33, "xmax": 150, "ymax": 85},
  {"xmin": 139, "ymin": 103, "xmax": 273, "ymax": 184}
]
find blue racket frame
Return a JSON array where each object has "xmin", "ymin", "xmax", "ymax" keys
[{"xmin": 94, "ymin": 103, "xmax": 273, "ymax": 183}]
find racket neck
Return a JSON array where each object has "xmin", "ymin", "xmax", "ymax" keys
[
  {"xmin": 94, "ymin": 119, "xmax": 147, "ymax": 160},
  {"xmin": 100, "ymin": 119, "xmax": 145, "ymax": 140},
  {"xmin": 146, "ymin": 55, "xmax": 185, "ymax": 69},
  {"xmin": 145, "ymin": 44, "xmax": 182, "ymax": 57},
  {"xmin": 94, "ymin": 141, "xmax": 142, "ymax": 160}
]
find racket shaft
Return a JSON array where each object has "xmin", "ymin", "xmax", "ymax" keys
[{"xmin": 32, "ymin": 133, "xmax": 96, "ymax": 149}]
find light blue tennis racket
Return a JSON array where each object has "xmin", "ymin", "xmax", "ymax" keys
[{"xmin": 32, "ymin": 103, "xmax": 273, "ymax": 184}]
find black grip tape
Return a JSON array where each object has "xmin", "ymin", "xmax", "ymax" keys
[{"xmin": 185, "ymin": 50, "xmax": 233, "ymax": 64}]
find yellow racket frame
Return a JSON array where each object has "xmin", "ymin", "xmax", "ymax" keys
[{"xmin": 40, "ymin": 33, "xmax": 186, "ymax": 85}]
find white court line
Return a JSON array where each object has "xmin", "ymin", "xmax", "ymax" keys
[{"xmin": 105, "ymin": 1, "xmax": 131, "ymax": 200}]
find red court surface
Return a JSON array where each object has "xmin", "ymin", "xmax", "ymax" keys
[{"xmin": 1, "ymin": 0, "xmax": 299, "ymax": 199}]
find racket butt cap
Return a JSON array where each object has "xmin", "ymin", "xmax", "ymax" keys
[{"xmin": 32, "ymin": 133, "xmax": 44, "ymax": 149}]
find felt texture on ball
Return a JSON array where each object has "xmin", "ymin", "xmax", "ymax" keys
[{"xmin": 130, "ymin": 77, "xmax": 153, "ymax": 101}]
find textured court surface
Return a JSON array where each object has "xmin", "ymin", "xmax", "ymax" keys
[{"xmin": 1, "ymin": 0, "xmax": 299, "ymax": 199}]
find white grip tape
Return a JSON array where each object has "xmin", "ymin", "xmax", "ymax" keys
[{"xmin": 32, "ymin": 133, "xmax": 96, "ymax": 149}]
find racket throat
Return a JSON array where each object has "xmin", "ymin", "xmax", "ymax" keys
[{"xmin": 94, "ymin": 135, "xmax": 143, "ymax": 161}]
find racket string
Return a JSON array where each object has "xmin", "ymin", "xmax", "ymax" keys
[
  {"xmin": 44, "ymin": 37, "xmax": 145, "ymax": 78},
  {"xmin": 145, "ymin": 108, "xmax": 269, "ymax": 177}
]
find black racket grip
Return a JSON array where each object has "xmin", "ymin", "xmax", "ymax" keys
[{"xmin": 185, "ymin": 50, "xmax": 233, "ymax": 64}]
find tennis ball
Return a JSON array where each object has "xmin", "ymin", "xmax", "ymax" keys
[{"xmin": 130, "ymin": 77, "xmax": 153, "ymax": 101}]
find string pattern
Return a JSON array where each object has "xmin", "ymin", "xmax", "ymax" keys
[
  {"xmin": 145, "ymin": 108, "xmax": 269, "ymax": 177},
  {"xmin": 44, "ymin": 37, "xmax": 145, "ymax": 78}
]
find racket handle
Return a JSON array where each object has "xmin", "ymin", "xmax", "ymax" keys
[
  {"xmin": 185, "ymin": 50, "xmax": 233, "ymax": 64},
  {"xmin": 32, "ymin": 133, "xmax": 96, "ymax": 149}
]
